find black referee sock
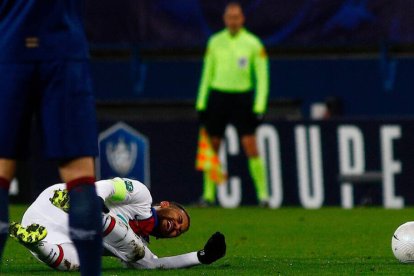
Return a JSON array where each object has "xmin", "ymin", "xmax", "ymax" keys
[{"xmin": 67, "ymin": 177, "xmax": 102, "ymax": 276}]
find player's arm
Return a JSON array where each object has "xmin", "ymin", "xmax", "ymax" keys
[
  {"xmin": 95, "ymin": 177, "xmax": 130, "ymax": 202},
  {"xmin": 252, "ymin": 41, "xmax": 269, "ymax": 115},
  {"xmin": 125, "ymin": 232, "xmax": 226, "ymax": 269},
  {"xmin": 196, "ymin": 38, "xmax": 215, "ymax": 112},
  {"xmin": 96, "ymin": 178, "xmax": 156, "ymax": 236},
  {"xmin": 96, "ymin": 177, "xmax": 152, "ymax": 207},
  {"xmin": 50, "ymin": 178, "xmax": 150, "ymax": 213},
  {"xmin": 49, "ymin": 178, "xmax": 127, "ymax": 213},
  {"xmin": 126, "ymin": 247, "xmax": 200, "ymax": 269}
]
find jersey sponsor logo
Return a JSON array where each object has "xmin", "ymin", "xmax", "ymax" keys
[{"xmin": 97, "ymin": 122, "xmax": 150, "ymax": 188}]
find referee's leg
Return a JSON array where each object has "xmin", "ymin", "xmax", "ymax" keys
[{"xmin": 240, "ymin": 130, "xmax": 269, "ymax": 206}]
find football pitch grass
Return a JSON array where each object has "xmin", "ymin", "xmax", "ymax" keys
[{"xmin": 2, "ymin": 205, "xmax": 414, "ymax": 275}]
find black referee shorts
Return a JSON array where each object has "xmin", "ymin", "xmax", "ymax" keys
[{"xmin": 204, "ymin": 89, "xmax": 260, "ymax": 138}]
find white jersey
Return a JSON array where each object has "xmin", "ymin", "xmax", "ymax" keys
[
  {"xmin": 21, "ymin": 178, "xmax": 201, "ymax": 269},
  {"xmin": 95, "ymin": 177, "xmax": 153, "ymax": 223},
  {"xmin": 22, "ymin": 177, "xmax": 153, "ymax": 244}
]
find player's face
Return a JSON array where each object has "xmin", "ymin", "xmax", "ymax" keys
[
  {"xmin": 155, "ymin": 206, "xmax": 189, "ymax": 238},
  {"xmin": 223, "ymin": 5, "xmax": 245, "ymax": 35}
]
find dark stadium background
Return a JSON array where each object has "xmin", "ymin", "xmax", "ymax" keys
[{"xmin": 11, "ymin": 0, "xmax": 414, "ymax": 208}]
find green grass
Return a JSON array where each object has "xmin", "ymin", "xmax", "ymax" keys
[{"xmin": 2, "ymin": 205, "xmax": 414, "ymax": 275}]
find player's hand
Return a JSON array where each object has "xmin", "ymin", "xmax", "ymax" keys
[{"xmin": 197, "ymin": 232, "xmax": 226, "ymax": 264}]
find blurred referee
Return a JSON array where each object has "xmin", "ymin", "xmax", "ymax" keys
[
  {"xmin": 196, "ymin": 2, "xmax": 270, "ymax": 207},
  {"xmin": 0, "ymin": 1, "xmax": 102, "ymax": 274}
]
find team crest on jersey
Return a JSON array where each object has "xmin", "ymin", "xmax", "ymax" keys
[
  {"xmin": 124, "ymin": 180, "xmax": 134, "ymax": 192},
  {"xmin": 97, "ymin": 122, "xmax": 150, "ymax": 188}
]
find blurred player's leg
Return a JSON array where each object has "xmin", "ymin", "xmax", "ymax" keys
[
  {"xmin": 0, "ymin": 64, "xmax": 33, "ymax": 263},
  {"xmin": 0, "ymin": 179, "xmax": 9, "ymax": 263},
  {"xmin": 60, "ymin": 158, "xmax": 102, "ymax": 276},
  {"xmin": 0, "ymin": 159, "xmax": 15, "ymax": 263},
  {"xmin": 41, "ymin": 60, "xmax": 101, "ymax": 275}
]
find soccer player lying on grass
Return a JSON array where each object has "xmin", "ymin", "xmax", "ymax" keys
[{"xmin": 9, "ymin": 177, "xmax": 226, "ymax": 271}]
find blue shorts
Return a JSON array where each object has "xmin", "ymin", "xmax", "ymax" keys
[{"xmin": 0, "ymin": 60, "xmax": 98, "ymax": 159}]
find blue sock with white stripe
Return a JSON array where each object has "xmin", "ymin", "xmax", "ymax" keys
[{"xmin": 67, "ymin": 177, "xmax": 102, "ymax": 276}]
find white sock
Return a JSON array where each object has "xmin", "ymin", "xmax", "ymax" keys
[{"xmin": 29, "ymin": 242, "xmax": 79, "ymax": 271}]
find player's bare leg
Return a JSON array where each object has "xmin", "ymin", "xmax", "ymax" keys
[
  {"xmin": 0, "ymin": 159, "xmax": 16, "ymax": 181},
  {"xmin": 241, "ymin": 134, "xmax": 269, "ymax": 206},
  {"xmin": 58, "ymin": 157, "xmax": 102, "ymax": 276},
  {"xmin": 0, "ymin": 158, "xmax": 16, "ymax": 262},
  {"xmin": 59, "ymin": 157, "xmax": 95, "ymax": 182},
  {"xmin": 241, "ymin": 135, "xmax": 259, "ymax": 157}
]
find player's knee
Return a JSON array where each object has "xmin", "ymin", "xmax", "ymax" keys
[
  {"xmin": 102, "ymin": 214, "xmax": 145, "ymax": 262},
  {"xmin": 123, "ymin": 226, "xmax": 145, "ymax": 262}
]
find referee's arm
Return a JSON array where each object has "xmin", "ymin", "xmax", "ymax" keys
[
  {"xmin": 252, "ymin": 44, "xmax": 269, "ymax": 114},
  {"xmin": 196, "ymin": 40, "xmax": 214, "ymax": 111}
]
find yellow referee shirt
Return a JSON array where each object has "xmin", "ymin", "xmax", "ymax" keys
[{"xmin": 196, "ymin": 28, "xmax": 269, "ymax": 114}]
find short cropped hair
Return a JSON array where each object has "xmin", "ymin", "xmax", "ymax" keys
[
  {"xmin": 170, "ymin": 201, "xmax": 190, "ymax": 230},
  {"xmin": 153, "ymin": 201, "xmax": 191, "ymax": 230}
]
